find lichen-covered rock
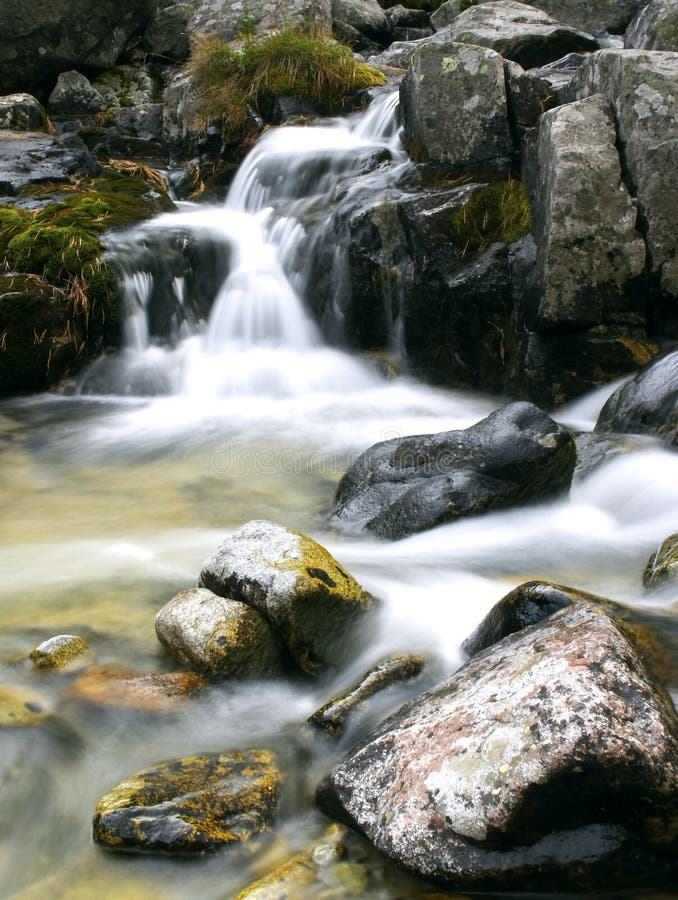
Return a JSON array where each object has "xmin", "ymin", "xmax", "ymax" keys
[
  {"xmin": 332, "ymin": 402, "xmax": 576, "ymax": 540},
  {"xmin": 47, "ymin": 71, "xmax": 108, "ymax": 117},
  {"xmin": 626, "ymin": 0, "xmax": 678, "ymax": 51},
  {"xmin": 567, "ymin": 50, "xmax": 678, "ymax": 306},
  {"xmin": 155, "ymin": 587, "xmax": 283, "ymax": 677},
  {"xmin": 188, "ymin": 0, "xmax": 332, "ymax": 42},
  {"xmin": 199, "ymin": 521, "xmax": 375, "ymax": 675},
  {"xmin": 93, "ymin": 749, "xmax": 282, "ymax": 853},
  {"xmin": 595, "ymin": 348, "xmax": 678, "ymax": 444},
  {"xmin": 307, "ymin": 653, "xmax": 425, "ymax": 735},
  {"xmin": 400, "ymin": 38, "xmax": 512, "ymax": 166},
  {"xmin": 332, "ymin": 0, "xmax": 392, "ymax": 43},
  {"xmin": 436, "ymin": 0, "xmax": 598, "ymax": 69},
  {"xmin": 29, "ymin": 634, "xmax": 92, "ymax": 671},
  {"xmin": 0, "ymin": 94, "xmax": 47, "ymax": 131},
  {"xmin": 0, "ymin": 0, "xmax": 157, "ymax": 95},
  {"xmin": 317, "ymin": 603, "xmax": 678, "ymax": 892},
  {"xmin": 512, "ymin": 0, "xmax": 644, "ymax": 33},
  {"xmin": 62, "ymin": 665, "xmax": 206, "ymax": 712},
  {"xmin": 531, "ymin": 93, "xmax": 646, "ymax": 329},
  {"xmin": 644, "ymin": 533, "xmax": 678, "ymax": 590},
  {"xmin": 0, "ymin": 132, "xmax": 98, "ymax": 196},
  {"xmin": 0, "ymin": 684, "xmax": 51, "ymax": 727}
]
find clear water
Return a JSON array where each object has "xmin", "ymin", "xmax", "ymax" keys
[{"xmin": 1, "ymin": 93, "xmax": 676, "ymax": 899}]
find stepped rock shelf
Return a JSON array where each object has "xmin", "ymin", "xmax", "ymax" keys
[{"xmin": 0, "ymin": 0, "xmax": 677, "ymax": 897}]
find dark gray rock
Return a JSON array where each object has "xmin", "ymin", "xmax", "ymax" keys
[
  {"xmin": 531, "ymin": 93, "xmax": 646, "ymax": 329},
  {"xmin": 505, "ymin": 56, "xmax": 583, "ymax": 128},
  {"xmin": 595, "ymin": 349, "xmax": 678, "ymax": 444},
  {"xmin": 517, "ymin": 0, "xmax": 645, "ymax": 33},
  {"xmin": 317, "ymin": 602, "xmax": 678, "ymax": 892},
  {"xmin": 400, "ymin": 37, "xmax": 512, "ymax": 166},
  {"xmin": 47, "ymin": 71, "xmax": 108, "ymax": 117},
  {"xmin": 392, "ymin": 25, "xmax": 434, "ymax": 41},
  {"xmin": 0, "ymin": 131, "xmax": 98, "ymax": 196},
  {"xmin": 430, "ymin": 0, "xmax": 464, "ymax": 31},
  {"xmin": 626, "ymin": 0, "xmax": 678, "ymax": 51},
  {"xmin": 144, "ymin": 2, "xmax": 193, "ymax": 60},
  {"xmin": 0, "ymin": 0, "xmax": 157, "ymax": 96},
  {"xmin": 332, "ymin": 0, "xmax": 392, "ymax": 43},
  {"xmin": 573, "ymin": 430, "xmax": 651, "ymax": 480},
  {"xmin": 386, "ymin": 5, "xmax": 431, "ymax": 28},
  {"xmin": 331, "ymin": 402, "xmax": 576, "ymax": 539},
  {"xmin": 437, "ymin": 0, "xmax": 599, "ymax": 69},
  {"xmin": 0, "ymin": 94, "xmax": 46, "ymax": 131},
  {"xmin": 199, "ymin": 521, "xmax": 376, "ymax": 675}
]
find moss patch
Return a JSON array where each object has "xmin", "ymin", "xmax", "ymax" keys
[
  {"xmin": 188, "ymin": 27, "xmax": 387, "ymax": 132},
  {"xmin": 450, "ymin": 179, "xmax": 532, "ymax": 258}
]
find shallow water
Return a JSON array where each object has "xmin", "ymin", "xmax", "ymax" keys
[{"xmin": 2, "ymin": 93, "xmax": 677, "ymax": 899}]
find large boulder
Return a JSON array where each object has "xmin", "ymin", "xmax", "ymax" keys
[
  {"xmin": 155, "ymin": 587, "xmax": 283, "ymax": 677},
  {"xmin": 518, "ymin": 0, "xmax": 644, "ymax": 34},
  {"xmin": 93, "ymin": 749, "xmax": 282, "ymax": 852},
  {"xmin": 595, "ymin": 348, "xmax": 678, "ymax": 444},
  {"xmin": 47, "ymin": 71, "xmax": 108, "ymax": 117},
  {"xmin": 567, "ymin": 50, "xmax": 678, "ymax": 313},
  {"xmin": 317, "ymin": 603, "xmax": 678, "ymax": 892},
  {"xmin": 0, "ymin": 132, "xmax": 98, "ymax": 196},
  {"xmin": 143, "ymin": 2, "xmax": 194, "ymax": 61},
  {"xmin": 0, "ymin": 0, "xmax": 158, "ymax": 96},
  {"xmin": 188, "ymin": 0, "xmax": 332, "ymax": 42},
  {"xmin": 531, "ymin": 93, "xmax": 646, "ymax": 329},
  {"xmin": 400, "ymin": 38, "xmax": 512, "ymax": 166},
  {"xmin": 199, "ymin": 521, "xmax": 375, "ymax": 675},
  {"xmin": 434, "ymin": 0, "xmax": 598, "ymax": 68},
  {"xmin": 626, "ymin": 0, "xmax": 678, "ymax": 51},
  {"xmin": 332, "ymin": 0, "xmax": 392, "ymax": 44},
  {"xmin": 331, "ymin": 402, "xmax": 576, "ymax": 539}
]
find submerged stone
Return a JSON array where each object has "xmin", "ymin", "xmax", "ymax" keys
[
  {"xmin": 62, "ymin": 665, "xmax": 206, "ymax": 712},
  {"xmin": 30, "ymin": 634, "xmax": 91, "ymax": 671},
  {"xmin": 155, "ymin": 587, "xmax": 283, "ymax": 677},
  {"xmin": 199, "ymin": 521, "xmax": 375, "ymax": 675},
  {"xmin": 644, "ymin": 533, "xmax": 678, "ymax": 590},
  {"xmin": 93, "ymin": 749, "xmax": 282, "ymax": 853},
  {"xmin": 317, "ymin": 604, "xmax": 678, "ymax": 892},
  {"xmin": 0, "ymin": 684, "xmax": 51, "ymax": 727}
]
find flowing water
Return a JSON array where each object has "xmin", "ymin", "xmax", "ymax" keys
[{"xmin": 1, "ymin": 92, "xmax": 676, "ymax": 899}]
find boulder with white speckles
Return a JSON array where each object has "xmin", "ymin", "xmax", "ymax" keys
[
  {"xmin": 317, "ymin": 603, "xmax": 678, "ymax": 892},
  {"xmin": 199, "ymin": 521, "xmax": 375, "ymax": 675}
]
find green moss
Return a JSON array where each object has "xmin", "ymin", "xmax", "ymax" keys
[
  {"xmin": 0, "ymin": 207, "xmax": 32, "ymax": 254},
  {"xmin": 450, "ymin": 179, "xmax": 532, "ymax": 257},
  {"xmin": 188, "ymin": 27, "xmax": 387, "ymax": 129}
]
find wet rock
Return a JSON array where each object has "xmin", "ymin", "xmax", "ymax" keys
[
  {"xmin": 317, "ymin": 603, "xmax": 678, "ymax": 892},
  {"xmin": 644, "ymin": 533, "xmax": 678, "ymax": 590},
  {"xmin": 155, "ymin": 587, "xmax": 283, "ymax": 677},
  {"xmin": 307, "ymin": 653, "xmax": 425, "ymax": 735},
  {"xmin": 332, "ymin": 0, "xmax": 392, "ymax": 44},
  {"xmin": 0, "ymin": 684, "xmax": 51, "ymax": 727},
  {"xmin": 0, "ymin": 132, "xmax": 99, "ymax": 196},
  {"xmin": 62, "ymin": 665, "xmax": 206, "ymax": 712},
  {"xmin": 400, "ymin": 38, "xmax": 512, "ymax": 167},
  {"xmin": 332, "ymin": 402, "xmax": 576, "ymax": 540},
  {"xmin": 200, "ymin": 521, "xmax": 375, "ymax": 675},
  {"xmin": 144, "ymin": 2, "xmax": 194, "ymax": 61},
  {"xmin": 29, "ymin": 634, "xmax": 92, "ymax": 671},
  {"xmin": 0, "ymin": 94, "xmax": 47, "ymax": 132},
  {"xmin": 0, "ymin": 0, "xmax": 157, "ymax": 96},
  {"xmin": 626, "ymin": 0, "xmax": 678, "ymax": 52},
  {"xmin": 436, "ymin": 0, "xmax": 599, "ymax": 69},
  {"xmin": 47, "ymin": 71, "xmax": 108, "ymax": 117},
  {"xmin": 93, "ymin": 749, "xmax": 282, "ymax": 853},
  {"xmin": 573, "ymin": 430, "xmax": 650, "ymax": 480},
  {"xmin": 567, "ymin": 50, "xmax": 678, "ymax": 315},
  {"xmin": 531, "ymin": 93, "xmax": 645, "ymax": 329},
  {"xmin": 595, "ymin": 349, "xmax": 678, "ymax": 444}
]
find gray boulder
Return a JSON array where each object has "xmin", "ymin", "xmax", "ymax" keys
[
  {"xmin": 595, "ymin": 348, "xmax": 678, "ymax": 444},
  {"xmin": 0, "ymin": 131, "xmax": 98, "ymax": 196},
  {"xmin": 0, "ymin": 0, "xmax": 157, "ymax": 96},
  {"xmin": 47, "ymin": 71, "xmax": 108, "ymax": 117},
  {"xmin": 531, "ymin": 93, "xmax": 646, "ymax": 329},
  {"xmin": 144, "ymin": 2, "xmax": 194, "ymax": 60},
  {"xmin": 430, "ymin": 0, "xmax": 465, "ymax": 31},
  {"xmin": 155, "ymin": 587, "xmax": 283, "ymax": 677},
  {"xmin": 626, "ymin": 0, "xmax": 678, "ymax": 51},
  {"xmin": 505, "ymin": 55, "xmax": 585, "ymax": 128},
  {"xmin": 188, "ymin": 0, "xmax": 331, "ymax": 41},
  {"xmin": 332, "ymin": 0, "xmax": 392, "ymax": 43},
  {"xmin": 435, "ymin": 0, "xmax": 598, "ymax": 68},
  {"xmin": 517, "ymin": 0, "xmax": 644, "ymax": 34},
  {"xmin": 317, "ymin": 602, "xmax": 678, "ymax": 891},
  {"xmin": 400, "ymin": 38, "xmax": 512, "ymax": 166},
  {"xmin": 331, "ymin": 402, "xmax": 576, "ymax": 539},
  {"xmin": 567, "ymin": 50, "xmax": 678, "ymax": 303},
  {"xmin": 0, "ymin": 94, "xmax": 46, "ymax": 131},
  {"xmin": 199, "ymin": 521, "xmax": 376, "ymax": 675}
]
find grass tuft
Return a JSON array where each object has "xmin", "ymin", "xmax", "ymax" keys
[{"xmin": 450, "ymin": 180, "xmax": 532, "ymax": 258}]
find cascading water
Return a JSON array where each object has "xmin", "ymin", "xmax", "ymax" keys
[{"xmin": 2, "ymin": 89, "xmax": 677, "ymax": 899}]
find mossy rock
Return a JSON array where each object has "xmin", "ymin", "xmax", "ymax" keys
[
  {"xmin": 450, "ymin": 179, "xmax": 532, "ymax": 258},
  {"xmin": 93, "ymin": 749, "xmax": 282, "ymax": 853},
  {"xmin": 155, "ymin": 587, "xmax": 284, "ymax": 677},
  {"xmin": 30, "ymin": 634, "xmax": 92, "ymax": 671},
  {"xmin": 644, "ymin": 533, "xmax": 678, "ymax": 590},
  {"xmin": 62, "ymin": 665, "xmax": 206, "ymax": 713},
  {"xmin": 199, "ymin": 521, "xmax": 376, "ymax": 675},
  {"xmin": 0, "ymin": 684, "xmax": 51, "ymax": 727}
]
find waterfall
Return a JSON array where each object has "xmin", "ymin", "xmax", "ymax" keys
[{"xmin": 76, "ymin": 91, "xmax": 405, "ymax": 399}]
